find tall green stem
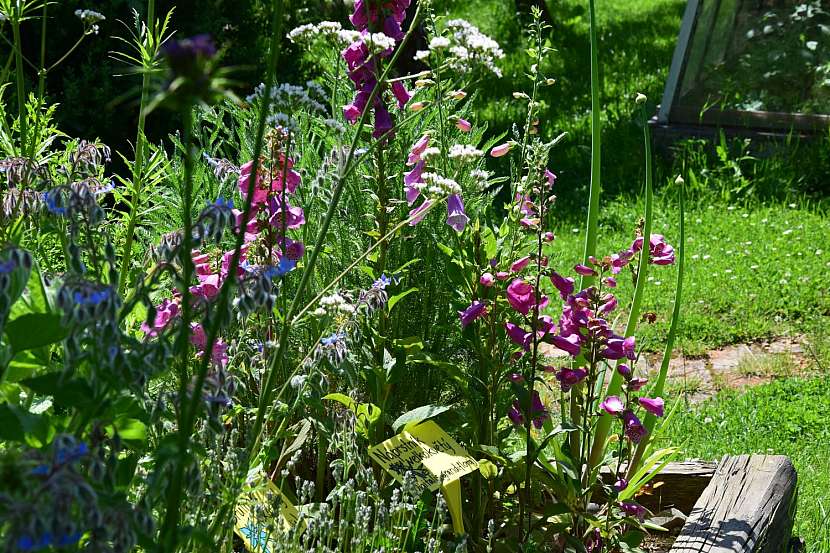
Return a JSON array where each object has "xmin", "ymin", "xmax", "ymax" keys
[
  {"xmin": 627, "ymin": 177, "xmax": 685, "ymax": 476},
  {"xmin": 11, "ymin": 14, "xmax": 27, "ymax": 157},
  {"xmin": 117, "ymin": 0, "xmax": 156, "ymax": 296},
  {"xmin": 588, "ymin": 104, "xmax": 653, "ymax": 470},
  {"xmin": 579, "ymin": 0, "xmax": 602, "ymax": 289},
  {"xmin": 158, "ymin": 102, "xmax": 195, "ymax": 552}
]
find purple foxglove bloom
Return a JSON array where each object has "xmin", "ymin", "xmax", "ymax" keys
[
  {"xmin": 622, "ymin": 410, "xmax": 647, "ymax": 442},
  {"xmin": 407, "ymin": 134, "xmax": 431, "ymax": 165},
  {"xmin": 510, "ymin": 256, "xmax": 531, "ymax": 273},
  {"xmin": 141, "ymin": 298, "xmax": 180, "ymax": 337},
  {"xmin": 391, "ymin": 81, "xmax": 411, "ymax": 108},
  {"xmin": 574, "ymin": 264, "xmax": 597, "ymax": 276},
  {"xmin": 509, "ymin": 373, "xmax": 524, "ymax": 383},
  {"xmin": 614, "ymin": 478, "xmax": 628, "ymax": 492},
  {"xmin": 610, "ymin": 250, "xmax": 634, "ymax": 274},
  {"xmin": 403, "ymin": 160, "xmax": 425, "ymax": 205},
  {"xmin": 633, "ymin": 234, "xmax": 676, "ymax": 265},
  {"xmin": 620, "ymin": 502, "xmax": 646, "ymax": 521},
  {"xmin": 456, "ymin": 118, "xmax": 472, "ymax": 132},
  {"xmin": 537, "ymin": 315, "xmax": 556, "ymax": 337},
  {"xmin": 555, "ymin": 367, "xmax": 587, "ymax": 392},
  {"xmin": 383, "ymin": 15, "xmax": 405, "ymax": 41},
  {"xmin": 507, "ymin": 403, "xmax": 523, "ymax": 425},
  {"xmin": 598, "ymin": 295, "xmax": 618, "ymax": 314},
  {"xmin": 373, "ymin": 103, "xmax": 394, "ymax": 138},
  {"xmin": 496, "ymin": 271, "xmax": 510, "ymax": 281},
  {"xmin": 617, "ymin": 364, "xmax": 632, "ymax": 377},
  {"xmin": 505, "ymin": 322, "xmax": 531, "ymax": 350},
  {"xmin": 458, "ymin": 300, "xmax": 487, "ymax": 327},
  {"xmin": 480, "ymin": 272, "xmax": 495, "ymax": 287},
  {"xmin": 544, "ymin": 168, "xmax": 557, "ymax": 188},
  {"xmin": 506, "ymin": 278, "xmax": 535, "ymax": 315},
  {"xmin": 408, "ymin": 199, "xmax": 432, "ymax": 226},
  {"xmin": 604, "ymin": 276, "xmax": 617, "ymax": 288},
  {"xmin": 628, "ymin": 377, "xmax": 649, "ymax": 391},
  {"xmin": 551, "ymin": 333, "xmax": 581, "ymax": 356},
  {"xmin": 600, "ymin": 395, "xmax": 625, "ymax": 416},
  {"xmin": 508, "ymin": 391, "xmax": 551, "ymax": 428},
  {"xmin": 543, "ymin": 231, "xmax": 555, "ymax": 242},
  {"xmin": 550, "ymin": 271, "xmax": 575, "ymax": 300},
  {"xmin": 446, "ymin": 194, "xmax": 469, "ymax": 233},
  {"xmin": 586, "ymin": 528, "xmax": 603, "ymax": 553},
  {"xmin": 638, "ymin": 396, "xmax": 664, "ymax": 417}
]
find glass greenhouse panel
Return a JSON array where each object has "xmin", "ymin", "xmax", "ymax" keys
[{"xmin": 658, "ymin": 0, "xmax": 830, "ymax": 133}]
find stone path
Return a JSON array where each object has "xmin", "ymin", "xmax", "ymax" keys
[{"xmin": 640, "ymin": 335, "xmax": 809, "ymax": 403}]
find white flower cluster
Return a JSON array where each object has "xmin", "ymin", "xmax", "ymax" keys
[
  {"xmin": 364, "ymin": 33, "xmax": 397, "ymax": 54},
  {"xmin": 75, "ymin": 9, "xmax": 105, "ymax": 34},
  {"xmin": 248, "ymin": 81, "xmax": 328, "ymax": 115},
  {"xmin": 313, "ymin": 292, "xmax": 355, "ymax": 317},
  {"xmin": 470, "ymin": 168, "xmax": 492, "ymax": 191},
  {"xmin": 448, "ymin": 144, "xmax": 483, "ymax": 162},
  {"xmin": 444, "ymin": 19, "xmax": 505, "ymax": 77},
  {"xmin": 428, "ymin": 37, "xmax": 451, "ymax": 50},
  {"xmin": 288, "ymin": 21, "xmax": 361, "ymax": 47},
  {"xmin": 418, "ymin": 172, "xmax": 461, "ymax": 197},
  {"xmin": 421, "ymin": 146, "xmax": 441, "ymax": 160}
]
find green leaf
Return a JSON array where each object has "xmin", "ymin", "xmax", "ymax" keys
[
  {"xmin": 387, "ymin": 287, "xmax": 418, "ymax": 313},
  {"xmin": 0, "ymin": 403, "xmax": 52, "ymax": 446},
  {"xmin": 4, "ymin": 313, "xmax": 67, "ymax": 353},
  {"xmin": 21, "ymin": 373, "xmax": 95, "ymax": 411},
  {"xmin": 8, "ymin": 260, "xmax": 51, "ymax": 320},
  {"xmin": 436, "ymin": 242, "xmax": 454, "ymax": 257},
  {"xmin": 478, "ymin": 459, "xmax": 498, "ymax": 480},
  {"xmin": 113, "ymin": 418, "xmax": 147, "ymax": 441},
  {"xmin": 392, "ymin": 404, "xmax": 452, "ymax": 432},
  {"xmin": 322, "ymin": 393, "xmax": 356, "ymax": 412}
]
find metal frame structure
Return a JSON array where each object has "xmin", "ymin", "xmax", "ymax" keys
[{"xmin": 654, "ymin": 0, "xmax": 830, "ymax": 138}]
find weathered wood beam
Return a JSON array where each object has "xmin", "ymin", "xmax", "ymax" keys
[{"xmin": 670, "ymin": 455, "xmax": 797, "ymax": 553}]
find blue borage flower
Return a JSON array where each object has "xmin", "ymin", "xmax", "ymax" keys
[
  {"xmin": 211, "ymin": 197, "xmax": 234, "ymax": 209},
  {"xmin": 72, "ymin": 289, "xmax": 111, "ymax": 307}
]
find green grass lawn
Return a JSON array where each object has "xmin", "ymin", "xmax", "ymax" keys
[
  {"xmin": 545, "ymin": 194, "xmax": 830, "ymax": 354},
  {"xmin": 665, "ymin": 377, "xmax": 830, "ymax": 552}
]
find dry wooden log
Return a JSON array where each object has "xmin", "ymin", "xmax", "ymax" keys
[
  {"xmin": 669, "ymin": 455, "xmax": 797, "ymax": 553},
  {"xmin": 599, "ymin": 460, "xmax": 717, "ymax": 514}
]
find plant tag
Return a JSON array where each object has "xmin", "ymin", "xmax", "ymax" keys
[
  {"xmin": 369, "ymin": 420, "xmax": 478, "ymax": 534},
  {"xmin": 234, "ymin": 476, "xmax": 300, "ymax": 553}
]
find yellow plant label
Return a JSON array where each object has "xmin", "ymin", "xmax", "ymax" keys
[
  {"xmin": 369, "ymin": 420, "xmax": 479, "ymax": 535},
  {"xmin": 234, "ymin": 477, "xmax": 300, "ymax": 553},
  {"xmin": 369, "ymin": 420, "xmax": 479, "ymax": 493}
]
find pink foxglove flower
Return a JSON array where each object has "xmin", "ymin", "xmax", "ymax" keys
[
  {"xmin": 510, "ymin": 256, "xmax": 531, "ymax": 273},
  {"xmin": 632, "ymin": 234, "xmax": 676, "ymax": 265},
  {"xmin": 408, "ymin": 199, "xmax": 432, "ymax": 226},
  {"xmin": 407, "ymin": 134, "xmax": 431, "ymax": 165},
  {"xmin": 480, "ymin": 272, "xmax": 495, "ymax": 287},
  {"xmin": 638, "ymin": 397, "xmax": 664, "ymax": 417},
  {"xmin": 490, "ymin": 142, "xmax": 512, "ymax": 157},
  {"xmin": 496, "ymin": 271, "xmax": 510, "ymax": 281},
  {"xmin": 456, "ymin": 118, "xmax": 472, "ymax": 132},
  {"xmin": 622, "ymin": 410, "xmax": 647, "ymax": 442},
  {"xmin": 574, "ymin": 264, "xmax": 596, "ymax": 276},
  {"xmin": 141, "ymin": 299, "xmax": 180, "ymax": 337},
  {"xmin": 506, "ymin": 278, "xmax": 541, "ymax": 315},
  {"xmin": 551, "ymin": 333, "xmax": 581, "ymax": 356},
  {"xmin": 600, "ymin": 395, "xmax": 625, "ymax": 416},
  {"xmin": 505, "ymin": 322, "xmax": 531, "ymax": 350},
  {"xmin": 628, "ymin": 377, "xmax": 648, "ymax": 391},
  {"xmin": 391, "ymin": 81, "xmax": 411, "ymax": 109},
  {"xmin": 544, "ymin": 168, "xmax": 557, "ymax": 188},
  {"xmin": 507, "ymin": 391, "xmax": 549, "ymax": 428}
]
